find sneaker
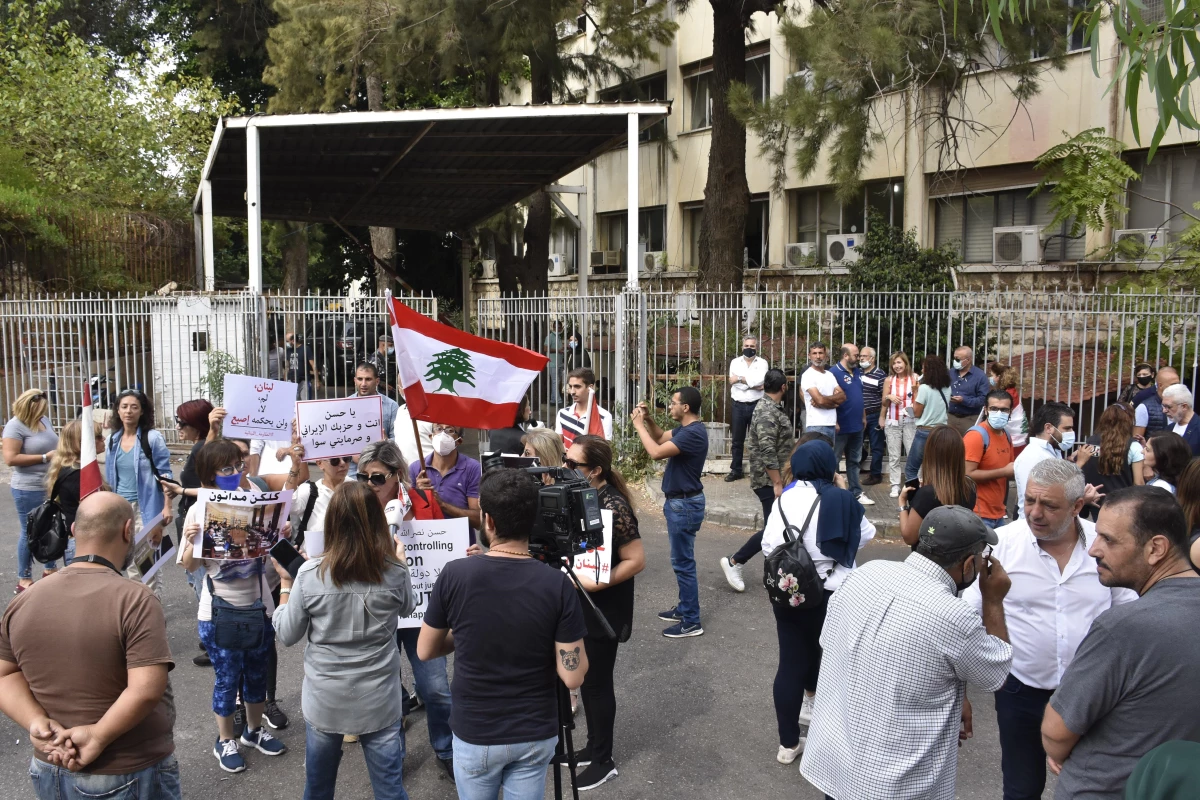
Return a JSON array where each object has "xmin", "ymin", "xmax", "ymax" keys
[
  {"xmin": 777, "ymin": 741, "xmax": 805, "ymax": 764},
  {"xmin": 720, "ymin": 557, "xmax": 746, "ymax": 592},
  {"xmin": 576, "ymin": 759, "xmax": 618, "ymax": 791},
  {"xmin": 554, "ymin": 746, "xmax": 593, "ymax": 767},
  {"xmin": 724, "ymin": 471, "xmax": 744, "ymax": 482},
  {"xmin": 889, "ymin": 486, "xmax": 900, "ymax": 498},
  {"xmin": 192, "ymin": 651, "xmax": 212, "ymax": 667},
  {"xmin": 662, "ymin": 622, "xmax": 704, "ymax": 638},
  {"xmin": 657, "ymin": 606, "xmax": 682, "ymax": 622},
  {"xmin": 438, "ymin": 757, "xmax": 455, "ymax": 783},
  {"xmin": 858, "ymin": 494, "xmax": 876, "ymax": 506},
  {"xmin": 263, "ymin": 699, "xmax": 288, "ymax": 730},
  {"xmin": 799, "ymin": 693, "xmax": 816, "ymax": 725},
  {"xmin": 233, "ymin": 703, "xmax": 246, "ymax": 739},
  {"xmin": 408, "ymin": 691, "xmax": 425, "ymax": 712},
  {"xmin": 213, "ymin": 738, "xmax": 245, "ymax": 773},
  {"xmin": 241, "ymin": 726, "xmax": 287, "ymax": 756}
]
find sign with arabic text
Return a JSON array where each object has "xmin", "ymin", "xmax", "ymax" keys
[
  {"xmin": 223, "ymin": 375, "xmax": 298, "ymax": 440},
  {"xmin": 396, "ymin": 518, "xmax": 469, "ymax": 629},
  {"xmin": 296, "ymin": 395, "xmax": 384, "ymax": 460}
]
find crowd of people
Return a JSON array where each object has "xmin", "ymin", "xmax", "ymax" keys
[{"xmin": 3, "ymin": 339, "xmax": 1200, "ymax": 800}]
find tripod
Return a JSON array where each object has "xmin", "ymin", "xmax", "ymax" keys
[{"xmin": 550, "ymin": 559, "xmax": 617, "ymax": 800}]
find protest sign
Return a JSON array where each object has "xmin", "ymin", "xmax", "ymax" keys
[
  {"xmin": 223, "ymin": 375, "xmax": 298, "ymax": 440},
  {"xmin": 296, "ymin": 396, "xmax": 384, "ymax": 460},
  {"xmin": 194, "ymin": 489, "xmax": 293, "ymax": 561},
  {"xmin": 131, "ymin": 512, "xmax": 176, "ymax": 584},
  {"xmin": 571, "ymin": 509, "xmax": 613, "ymax": 584},
  {"xmin": 396, "ymin": 517, "xmax": 470, "ymax": 629}
]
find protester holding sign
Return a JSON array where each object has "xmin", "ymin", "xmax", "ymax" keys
[
  {"xmin": 564, "ymin": 435, "xmax": 645, "ymax": 791},
  {"xmin": 272, "ymin": 481, "xmax": 415, "ymax": 800},
  {"xmin": 296, "ymin": 394, "xmax": 384, "ymax": 461}
]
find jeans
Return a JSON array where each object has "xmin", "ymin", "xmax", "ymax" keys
[
  {"xmin": 805, "ymin": 425, "xmax": 837, "ymax": 442},
  {"xmin": 396, "ymin": 627, "xmax": 454, "ymax": 760},
  {"xmin": 453, "ymin": 733, "xmax": 558, "ymax": 800},
  {"xmin": 732, "ymin": 485, "xmax": 775, "ymax": 565},
  {"xmin": 772, "ymin": 598, "xmax": 829, "ymax": 748},
  {"xmin": 833, "ymin": 430, "xmax": 864, "ymax": 497},
  {"xmin": 884, "ymin": 418, "xmax": 917, "ymax": 488},
  {"xmin": 198, "ymin": 619, "xmax": 274, "ymax": 716},
  {"xmin": 904, "ymin": 427, "xmax": 933, "ymax": 482},
  {"xmin": 865, "ymin": 418, "xmax": 885, "ymax": 476},
  {"xmin": 994, "ymin": 674, "xmax": 1055, "ymax": 800},
  {"xmin": 305, "ymin": 720, "xmax": 408, "ymax": 800},
  {"xmin": 29, "ymin": 753, "xmax": 181, "ymax": 800},
  {"xmin": 14, "ymin": 487, "xmax": 55, "ymax": 578},
  {"xmin": 981, "ymin": 516, "xmax": 1005, "ymax": 529},
  {"xmin": 581, "ymin": 634, "xmax": 621, "ymax": 763},
  {"xmin": 663, "ymin": 494, "xmax": 705, "ymax": 625},
  {"xmin": 730, "ymin": 400, "xmax": 758, "ymax": 474}
]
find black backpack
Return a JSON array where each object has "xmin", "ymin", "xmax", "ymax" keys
[
  {"xmin": 27, "ymin": 470, "xmax": 72, "ymax": 563},
  {"xmin": 763, "ymin": 496, "xmax": 826, "ymax": 612},
  {"xmin": 294, "ymin": 481, "xmax": 318, "ymax": 547}
]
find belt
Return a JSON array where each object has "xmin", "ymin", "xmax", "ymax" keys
[
  {"xmin": 665, "ymin": 490, "xmax": 703, "ymax": 500},
  {"xmin": 950, "ymin": 412, "xmax": 974, "ymax": 418},
  {"xmin": 734, "ymin": 399, "xmax": 758, "ymax": 405}
]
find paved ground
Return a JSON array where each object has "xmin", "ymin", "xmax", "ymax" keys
[{"xmin": 0, "ymin": 484, "xmax": 1049, "ymax": 799}]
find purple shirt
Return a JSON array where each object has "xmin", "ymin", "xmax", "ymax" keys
[{"xmin": 409, "ymin": 454, "xmax": 482, "ymax": 513}]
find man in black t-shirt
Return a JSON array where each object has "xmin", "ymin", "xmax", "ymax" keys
[{"xmin": 418, "ymin": 469, "xmax": 588, "ymax": 798}]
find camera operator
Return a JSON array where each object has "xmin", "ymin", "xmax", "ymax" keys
[
  {"xmin": 563, "ymin": 435, "xmax": 645, "ymax": 790},
  {"xmin": 417, "ymin": 468, "xmax": 589, "ymax": 799}
]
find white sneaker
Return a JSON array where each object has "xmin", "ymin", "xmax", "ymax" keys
[
  {"xmin": 889, "ymin": 485, "xmax": 900, "ymax": 498},
  {"xmin": 858, "ymin": 494, "xmax": 876, "ymax": 506},
  {"xmin": 799, "ymin": 693, "xmax": 816, "ymax": 725},
  {"xmin": 720, "ymin": 556, "xmax": 746, "ymax": 592},
  {"xmin": 777, "ymin": 740, "xmax": 805, "ymax": 764}
]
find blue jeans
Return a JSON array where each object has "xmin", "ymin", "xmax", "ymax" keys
[
  {"xmin": 663, "ymin": 494, "xmax": 705, "ymax": 625},
  {"xmin": 198, "ymin": 620, "xmax": 274, "ymax": 716},
  {"xmin": 804, "ymin": 425, "xmax": 837, "ymax": 442},
  {"xmin": 29, "ymin": 753, "xmax": 181, "ymax": 800},
  {"xmin": 994, "ymin": 674, "xmax": 1055, "ymax": 800},
  {"xmin": 981, "ymin": 517, "xmax": 1005, "ymax": 529},
  {"xmin": 396, "ymin": 627, "xmax": 454, "ymax": 760},
  {"xmin": 866, "ymin": 419, "xmax": 885, "ymax": 476},
  {"xmin": 452, "ymin": 733, "xmax": 558, "ymax": 800},
  {"xmin": 833, "ymin": 430, "xmax": 864, "ymax": 497},
  {"xmin": 13, "ymin": 487, "xmax": 58, "ymax": 578},
  {"xmin": 305, "ymin": 720, "xmax": 408, "ymax": 800},
  {"xmin": 904, "ymin": 427, "xmax": 933, "ymax": 482}
]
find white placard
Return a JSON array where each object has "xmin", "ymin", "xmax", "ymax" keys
[
  {"xmin": 131, "ymin": 512, "xmax": 175, "ymax": 584},
  {"xmin": 396, "ymin": 518, "xmax": 470, "ymax": 629},
  {"xmin": 223, "ymin": 375, "xmax": 298, "ymax": 440},
  {"xmin": 302, "ymin": 528, "xmax": 325, "ymax": 558},
  {"xmin": 296, "ymin": 396, "xmax": 384, "ymax": 460},
  {"xmin": 571, "ymin": 509, "xmax": 613, "ymax": 584},
  {"xmin": 194, "ymin": 489, "xmax": 294, "ymax": 561}
]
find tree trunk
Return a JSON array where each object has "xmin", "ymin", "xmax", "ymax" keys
[
  {"xmin": 281, "ymin": 221, "xmax": 308, "ymax": 294},
  {"xmin": 697, "ymin": 0, "xmax": 751, "ymax": 288},
  {"xmin": 365, "ymin": 70, "xmax": 397, "ymax": 294}
]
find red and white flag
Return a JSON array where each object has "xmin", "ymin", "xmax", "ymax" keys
[
  {"xmin": 387, "ymin": 294, "xmax": 549, "ymax": 430},
  {"xmin": 79, "ymin": 384, "xmax": 102, "ymax": 499}
]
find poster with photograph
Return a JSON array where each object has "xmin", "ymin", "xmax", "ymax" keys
[
  {"xmin": 571, "ymin": 509, "xmax": 613, "ymax": 584},
  {"xmin": 296, "ymin": 396, "xmax": 384, "ymax": 460},
  {"xmin": 131, "ymin": 512, "xmax": 176, "ymax": 584},
  {"xmin": 396, "ymin": 518, "xmax": 470, "ymax": 629},
  {"xmin": 223, "ymin": 375, "xmax": 299, "ymax": 440},
  {"xmin": 194, "ymin": 489, "xmax": 294, "ymax": 561}
]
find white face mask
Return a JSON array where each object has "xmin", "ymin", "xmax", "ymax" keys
[
  {"xmin": 432, "ymin": 432, "xmax": 457, "ymax": 457},
  {"xmin": 1057, "ymin": 430, "xmax": 1076, "ymax": 452},
  {"xmin": 952, "ymin": 359, "xmax": 964, "ymax": 370},
  {"xmin": 859, "ymin": 360, "xmax": 871, "ymax": 369}
]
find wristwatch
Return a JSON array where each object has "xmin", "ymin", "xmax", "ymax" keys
[
  {"xmin": 901, "ymin": 504, "xmax": 911, "ymax": 513},
  {"xmin": 41, "ymin": 452, "xmax": 49, "ymax": 464}
]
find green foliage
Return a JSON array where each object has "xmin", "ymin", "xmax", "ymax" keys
[
  {"xmin": 847, "ymin": 213, "xmax": 959, "ymax": 290},
  {"xmin": 198, "ymin": 350, "xmax": 244, "ymax": 404},
  {"xmin": 1033, "ymin": 128, "xmax": 1139, "ymax": 238}
]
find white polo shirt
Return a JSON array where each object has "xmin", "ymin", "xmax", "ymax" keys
[
  {"xmin": 800, "ymin": 367, "xmax": 839, "ymax": 427},
  {"xmin": 729, "ymin": 356, "xmax": 769, "ymax": 403}
]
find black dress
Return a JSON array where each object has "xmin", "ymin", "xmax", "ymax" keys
[{"xmin": 1080, "ymin": 434, "xmax": 1137, "ymax": 520}]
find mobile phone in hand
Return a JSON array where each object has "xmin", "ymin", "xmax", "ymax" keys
[
  {"xmin": 905, "ymin": 478, "xmax": 921, "ymax": 493},
  {"xmin": 270, "ymin": 539, "xmax": 306, "ymax": 580}
]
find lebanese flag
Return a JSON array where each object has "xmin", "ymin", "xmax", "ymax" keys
[
  {"xmin": 387, "ymin": 293, "xmax": 549, "ymax": 429},
  {"xmin": 582, "ymin": 389, "xmax": 605, "ymax": 437},
  {"xmin": 79, "ymin": 385, "xmax": 102, "ymax": 499}
]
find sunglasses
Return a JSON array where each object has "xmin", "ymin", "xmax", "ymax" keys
[
  {"xmin": 215, "ymin": 461, "xmax": 246, "ymax": 476},
  {"xmin": 323, "ymin": 457, "xmax": 348, "ymax": 466},
  {"xmin": 175, "ymin": 417, "xmax": 190, "ymax": 428},
  {"xmin": 563, "ymin": 458, "xmax": 590, "ymax": 470},
  {"xmin": 355, "ymin": 471, "xmax": 395, "ymax": 486}
]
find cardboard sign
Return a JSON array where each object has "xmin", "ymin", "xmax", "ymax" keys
[
  {"xmin": 396, "ymin": 518, "xmax": 470, "ymax": 629},
  {"xmin": 194, "ymin": 489, "xmax": 293, "ymax": 561},
  {"xmin": 296, "ymin": 396, "xmax": 384, "ymax": 460},
  {"xmin": 223, "ymin": 376, "xmax": 298, "ymax": 440},
  {"xmin": 132, "ymin": 512, "xmax": 175, "ymax": 584},
  {"xmin": 571, "ymin": 509, "xmax": 613, "ymax": 584}
]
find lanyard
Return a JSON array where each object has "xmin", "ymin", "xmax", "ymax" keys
[{"xmin": 75, "ymin": 554, "xmax": 122, "ymax": 575}]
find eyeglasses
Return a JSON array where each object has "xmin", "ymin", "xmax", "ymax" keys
[
  {"xmin": 356, "ymin": 471, "xmax": 395, "ymax": 486},
  {"xmin": 215, "ymin": 461, "xmax": 246, "ymax": 477},
  {"xmin": 431, "ymin": 426, "xmax": 459, "ymax": 436},
  {"xmin": 564, "ymin": 458, "xmax": 590, "ymax": 470}
]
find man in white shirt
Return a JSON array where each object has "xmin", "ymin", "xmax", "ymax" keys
[
  {"xmin": 799, "ymin": 342, "xmax": 844, "ymax": 440},
  {"xmin": 963, "ymin": 459, "xmax": 1135, "ymax": 800},
  {"xmin": 726, "ymin": 336, "xmax": 769, "ymax": 483},
  {"xmin": 1161, "ymin": 383, "xmax": 1200, "ymax": 456},
  {"xmin": 1014, "ymin": 402, "xmax": 1075, "ymax": 519},
  {"xmin": 555, "ymin": 367, "xmax": 612, "ymax": 449},
  {"xmin": 248, "ymin": 437, "xmax": 293, "ymax": 476}
]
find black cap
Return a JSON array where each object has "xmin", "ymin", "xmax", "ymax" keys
[{"xmin": 918, "ymin": 505, "xmax": 998, "ymax": 554}]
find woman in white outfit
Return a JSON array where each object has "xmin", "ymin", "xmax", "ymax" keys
[{"xmin": 879, "ymin": 352, "xmax": 918, "ymax": 497}]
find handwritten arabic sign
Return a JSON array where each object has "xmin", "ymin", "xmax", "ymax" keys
[
  {"xmin": 194, "ymin": 489, "xmax": 293, "ymax": 561},
  {"xmin": 223, "ymin": 375, "xmax": 298, "ymax": 440},
  {"xmin": 396, "ymin": 518, "xmax": 469, "ymax": 629},
  {"xmin": 571, "ymin": 509, "xmax": 613, "ymax": 584},
  {"xmin": 296, "ymin": 395, "xmax": 384, "ymax": 460}
]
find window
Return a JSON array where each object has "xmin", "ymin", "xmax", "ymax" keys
[
  {"xmin": 638, "ymin": 207, "xmax": 666, "ymax": 252},
  {"xmin": 934, "ymin": 188, "xmax": 1087, "ymax": 263},
  {"xmin": 1131, "ymin": 0, "xmax": 1166, "ymax": 26},
  {"xmin": 686, "ymin": 206, "xmax": 703, "ymax": 267},
  {"xmin": 600, "ymin": 214, "xmax": 624, "ymax": 253},
  {"xmin": 792, "ymin": 181, "xmax": 904, "ymax": 245},
  {"xmin": 746, "ymin": 56, "xmax": 770, "ymax": 105},
  {"xmin": 1127, "ymin": 148, "xmax": 1200, "ymax": 241},
  {"xmin": 599, "ymin": 74, "xmax": 668, "ymax": 141},
  {"xmin": 1067, "ymin": 0, "xmax": 1087, "ymax": 52},
  {"xmin": 745, "ymin": 199, "xmax": 768, "ymax": 268},
  {"xmin": 550, "ymin": 223, "xmax": 577, "ymax": 272},
  {"xmin": 686, "ymin": 73, "xmax": 712, "ymax": 130}
]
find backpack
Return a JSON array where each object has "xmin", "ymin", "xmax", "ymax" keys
[
  {"xmin": 295, "ymin": 481, "xmax": 318, "ymax": 547},
  {"xmin": 27, "ymin": 471, "xmax": 72, "ymax": 563},
  {"xmin": 762, "ymin": 496, "xmax": 825, "ymax": 612},
  {"xmin": 966, "ymin": 424, "xmax": 1010, "ymax": 457}
]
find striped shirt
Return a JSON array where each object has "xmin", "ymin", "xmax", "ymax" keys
[
  {"xmin": 800, "ymin": 552, "xmax": 1012, "ymax": 800},
  {"xmin": 886, "ymin": 374, "xmax": 915, "ymax": 422},
  {"xmin": 555, "ymin": 403, "xmax": 613, "ymax": 448}
]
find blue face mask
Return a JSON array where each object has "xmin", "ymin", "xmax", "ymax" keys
[
  {"xmin": 214, "ymin": 472, "xmax": 243, "ymax": 491},
  {"xmin": 987, "ymin": 411, "xmax": 1011, "ymax": 430}
]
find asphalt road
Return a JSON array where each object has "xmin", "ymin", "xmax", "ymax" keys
[{"xmin": 0, "ymin": 487, "xmax": 1050, "ymax": 799}]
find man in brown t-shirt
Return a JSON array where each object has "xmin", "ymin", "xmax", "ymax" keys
[{"xmin": 0, "ymin": 492, "xmax": 179, "ymax": 799}]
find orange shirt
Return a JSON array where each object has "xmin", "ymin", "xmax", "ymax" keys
[{"xmin": 963, "ymin": 424, "xmax": 1014, "ymax": 520}]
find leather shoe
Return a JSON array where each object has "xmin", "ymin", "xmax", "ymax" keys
[
  {"xmin": 724, "ymin": 472, "xmax": 744, "ymax": 482},
  {"xmin": 862, "ymin": 474, "xmax": 883, "ymax": 486},
  {"xmin": 438, "ymin": 757, "xmax": 456, "ymax": 783}
]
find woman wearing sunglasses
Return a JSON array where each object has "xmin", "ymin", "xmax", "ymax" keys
[
  {"xmin": 3, "ymin": 388, "xmax": 59, "ymax": 592},
  {"xmin": 291, "ymin": 455, "xmax": 351, "ymax": 548}
]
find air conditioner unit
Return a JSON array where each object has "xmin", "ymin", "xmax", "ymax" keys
[
  {"xmin": 589, "ymin": 250, "xmax": 622, "ymax": 273},
  {"xmin": 785, "ymin": 242, "xmax": 817, "ymax": 267},
  {"xmin": 481, "ymin": 259, "xmax": 497, "ymax": 279},
  {"xmin": 825, "ymin": 234, "xmax": 860, "ymax": 266},
  {"xmin": 642, "ymin": 250, "xmax": 665, "ymax": 271},
  {"xmin": 1113, "ymin": 228, "xmax": 1163, "ymax": 261},
  {"xmin": 548, "ymin": 253, "xmax": 569, "ymax": 277},
  {"xmin": 992, "ymin": 225, "xmax": 1043, "ymax": 265}
]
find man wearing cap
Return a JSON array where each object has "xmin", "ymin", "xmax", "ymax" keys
[{"xmin": 800, "ymin": 505, "xmax": 1013, "ymax": 800}]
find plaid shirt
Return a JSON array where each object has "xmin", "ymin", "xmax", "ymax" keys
[{"xmin": 800, "ymin": 552, "xmax": 1012, "ymax": 800}]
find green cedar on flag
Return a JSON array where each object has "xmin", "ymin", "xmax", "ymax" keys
[{"xmin": 423, "ymin": 348, "xmax": 477, "ymax": 395}]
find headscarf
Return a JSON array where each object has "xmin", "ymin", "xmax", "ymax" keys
[
  {"xmin": 789, "ymin": 441, "xmax": 864, "ymax": 568},
  {"xmin": 1125, "ymin": 741, "xmax": 1200, "ymax": 800}
]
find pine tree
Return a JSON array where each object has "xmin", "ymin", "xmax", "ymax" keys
[{"xmin": 424, "ymin": 348, "xmax": 476, "ymax": 395}]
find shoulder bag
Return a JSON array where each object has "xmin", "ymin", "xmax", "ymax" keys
[
  {"xmin": 27, "ymin": 471, "xmax": 72, "ymax": 563},
  {"xmin": 207, "ymin": 567, "xmax": 267, "ymax": 650}
]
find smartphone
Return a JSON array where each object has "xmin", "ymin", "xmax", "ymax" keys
[
  {"xmin": 270, "ymin": 538, "xmax": 306, "ymax": 580},
  {"xmin": 905, "ymin": 478, "xmax": 921, "ymax": 493}
]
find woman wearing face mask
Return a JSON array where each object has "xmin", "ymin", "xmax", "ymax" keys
[
  {"xmin": 880, "ymin": 352, "xmax": 919, "ymax": 498},
  {"xmin": 984, "ymin": 362, "xmax": 1027, "ymax": 456},
  {"xmin": 1120, "ymin": 362, "xmax": 1157, "ymax": 406},
  {"xmin": 565, "ymin": 329, "xmax": 591, "ymax": 376},
  {"xmin": 4, "ymin": 388, "xmax": 59, "ymax": 591},
  {"xmin": 179, "ymin": 439, "xmax": 288, "ymax": 773},
  {"xmin": 1080, "ymin": 403, "xmax": 1146, "ymax": 519},
  {"xmin": 1142, "ymin": 431, "xmax": 1191, "ymax": 494},
  {"xmin": 563, "ymin": 435, "xmax": 646, "ymax": 790}
]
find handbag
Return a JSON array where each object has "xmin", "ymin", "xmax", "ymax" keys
[
  {"xmin": 207, "ymin": 570, "xmax": 267, "ymax": 650},
  {"xmin": 27, "ymin": 471, "xmax": 71, "ymax": 563},
  {"xmin": 763, "ymin": 496, "xmax": 827, "ymax": 612}
]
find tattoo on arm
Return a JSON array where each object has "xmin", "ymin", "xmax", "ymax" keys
[{"xmin": 559, "ymin": 647, "xmax": 581, "ymax": 671}]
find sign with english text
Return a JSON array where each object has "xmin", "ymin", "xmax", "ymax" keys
[
  {"xmin": 223, "ymin": 375, "xmax": 298, "ymax": 440},
  {"xmin": 296, "ymin": 395, "xmax": 384, "ymax": 460},
  {"xmin": 396, "ymin": 518, "xmax": 470, "ymax": 629}
]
